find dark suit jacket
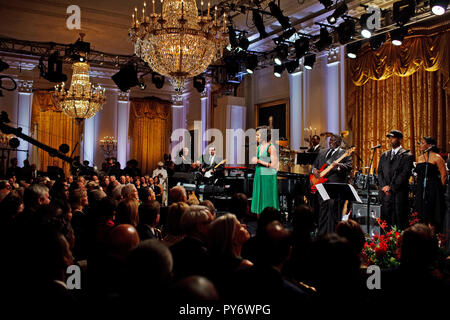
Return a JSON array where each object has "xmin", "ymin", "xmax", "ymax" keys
[
  {"xmin": 307, "ymin": 145, "xmax": 321, "ymax": 153},
  {"xmin": 201, "ymin": 155, "xmax": 223, "ymax": 171},
  {"xmin": 312, "ymin": 147, "xmax": 353, "ymax": 183},
  {"xmin": 378, "ymin": 147, "xmax": 414, "ymax": 193}
]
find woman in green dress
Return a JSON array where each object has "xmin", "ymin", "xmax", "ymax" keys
[{"xmin": 251, "ymin": 126, "xmax": 280, "ymax": 214}]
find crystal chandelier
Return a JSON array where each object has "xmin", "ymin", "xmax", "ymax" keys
[
  {"xmin": 99, "ymin": 136, "xmax": 118, "ymax": 158},
  {"xmin": 53, "ymin": 61, "xmax": 106, "ymax": 121},
  {"xmin": 129, "ymin": 0, "xmax": 229, "ymax": 91}
]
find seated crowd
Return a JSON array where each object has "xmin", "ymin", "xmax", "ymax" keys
[{"xmin": 0, "ymin": 164, "xmax": 448, "ymax": 318}]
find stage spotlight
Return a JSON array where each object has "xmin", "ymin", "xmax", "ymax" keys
[
  {"xmin": 0, "ymin": 58, "xmax": 9, "ymax": 72},
  {"xmin": 152, "ymin": 72, "xmax": 165, "ymax": 89},
  {"xmin": 315, "ymin": 28, "xmax": 332, "ymax": 51},
  {"xmin": 390, "ymin": 27, "xmax": 407, "ymax": 46},
  {"xmin": 274, "ymin": 44, "xmax": 288, "ymax": 65},
  {"xmin": 295, "ymin": 37, "xmax": 309, "ymax": 59},
  {"xmin": 225, "ymin": 56, "xmax": 240, "ymax": 75},
  {"xmin": 58, "ymin": 143, "xmax": 70, "ymax": 154},
  {"xmin": 193, "ymin": 75, "xmax": 206, "ymax": 93},
  {"xmin": 273, "ymin": 64, "xmax": 284, "ymax": 78},
  {"xmin": 360, "ymin": 13, "xmax": 373, "ymax": 38},
  {"xmin": 304, "ymin": 54, "xmax": 316, "ymax": 70},
  {"xmin": 139, "ymin": 81, "xmax": 146, "ymax": 90},
  {"xmin": 268, "ymin": 1, "xmax": 291, "ymax": 30},
  {"xmin": 369, "ymin": 33, "xmax": 387, "ymax": 51},
  {"xmin": 346, "ymin": 41, "xmax": 361, "ymax": 59},
  {"xmin": 327, "ymin": 2, "xmax": 348, "ymax": 24},
  {"xmin": 281, "ymin": 27, "xmax": 297, "ymax": 40},
  {"xmin": 285, "ymin": 59, "xmax": 299, "ymax": 74},
  {"xmin": 393, "ymin": 0, "xmax": 415, "ymax": 26},
  {"xmin": 337, "ymin": 20, "xmax": 355, "ymax": 44},
  {"xmin": 238, "ymin": 36, "xmax": 250, "ymax": 51},
  {"xmin": 228, "ymin": 26, "xmax": 239, "ymax": 48},
  {"xmin": 112, "ymin": 64, "xmax": 139, "ymax": 92},
  {"xmin": 245, "ymin": 55, "xmax": 258, "ymax": 74},
  {"xmin": 319, "ymin": 0, "xmax": 333, "ymax": 9},
  {"xmin": 9, "ymin": 137, "xmax": 20, "ymax": 149},
  {"xmin": 431, "ymin": 0, "xmax": 449, "ymax": 15},
  {"xmin": 252, "ymin": 10, "xmax": 268, "ymax": 38}
]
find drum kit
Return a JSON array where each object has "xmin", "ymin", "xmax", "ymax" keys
[
  {"xmin": 353, "ymin": 167, "xmax": 379, "ymax": 190},
  {"xmin": 277, "ymin": 140, "xmax": 311, "ymax": 174}
]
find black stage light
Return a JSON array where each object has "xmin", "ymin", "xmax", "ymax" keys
[
  {"xmin": 431, "ymin": 0, "xmax": 449, "ymax": 15},
  {"xmin": 393, "ymin": 0, "xmax": 415, "ymax": 26},
  {"xmin": 152, "ymin": 72, "xmax": 165, "ymax": 89},
  {"xmin": 295, "ymin": 37, "xmax": 309, "ymax": 59},
  {"xmin": 274, "ymin": 44, "xmax": 288, "ymax": 65},
  {"xmin": 225, "ymin": 56, "xmax": 240, "ymax": 75},
  {"xmin": 273, "ymin": 64, "xmax": 284, "ymax": 78},
  {"xmin": 337, "ymin": 19, "xmax": 355, "ymax": 44},
  {"xmin": 327, "ymin": 2, "xmax": 348, "ymax": 24},
  {"xmin": 268, "ymin": 1, "xmax": 291, "ymax": 30},
  {"xmin": 360, "ymin": 13, "xmax": 373, "ymax": 38},
  {"xmin": 238, "ymin": 36, "xmax": 250, "ymax": 51},
  {"xmin": 59, "ymin": 143, "xmax": 70, "ymax": 154},
  {"xmin": 281, "ymin": 27, "xmax": 297, "ymax": 40},
  {"xmin": 139, "ymin": 81, "xmax": 146, "ymax": 90},
  {"xmin": 369, "ymin": 33, "xmax": 386, "ymax": 50},
  {"xmin": 316, "ymin": 28, "xmax": 332, "ymax": 51},
  {"xmin": 42, "ymin": 51, "xmax": 67, "ymax": 83},
  {"xmin": 319, "ymin": 0, "xmax": 333, "ymax": 9},
  {"xmin": 0, "ymin": 59, "xmax": 10, "ymax": 72},
  {"xmin": 346, "ymin": 41, "xmax": 361, "ymax": 59},
  {"xmin": 390, "ymin": 27, "xmax": 407, "ymax": 46},
  {"xmin": 304, "ymin": 54, "xmax": 316, "ymax": 70},
  {"xmin": 252, "ymin": 10, "xmax": 268, "ymax": 38},
  {"xmin": 193, "ymin": 75, "xmax": 206, "ymax": 92},
  {"xmin": 245, "ymin": 55, "xmax": 258, "ymax": 74},
  {"xmin": 285, "ymin": 59, "xmax": 299, "ymax": 74},
  {"xmin": 9, "ymin": 137, "xmax": 20, "ymax": 149},
  {"xmin": 112, "ymin": 64, "xmax": 139, "ymax": 92},
  {"xmin": 228, "ymin": 26, "xmax": 239, "ymax": 48}
]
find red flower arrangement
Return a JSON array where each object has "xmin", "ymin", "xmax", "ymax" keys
[{"xmin": 362, "ymin": 218, "xmax": 402, "ymax": 268}]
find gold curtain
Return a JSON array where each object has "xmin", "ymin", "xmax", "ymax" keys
[
  {"xmin": 347, "ymin": 25, "xmax": 450, "ymax": 172},
  {"xmin": 31, "ymin": 91, "xmax": 81, "ymax": 175},
  {"xmin": 129, "ymin": 98, "xmax": 172, "ymax": 175}
]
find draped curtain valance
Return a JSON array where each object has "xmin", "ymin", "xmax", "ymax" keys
[{"xmin": 349, "ymin": 24, "xmax": 450, "ymax": 88}]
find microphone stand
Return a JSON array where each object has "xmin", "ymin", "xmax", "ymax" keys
[
  {"xmin": 422, "ymin": 149, "xmax": 431, "ymax": 214},
  {"xmin": 366, "ymin": 147, "xmax": 377, "ymax": 236}
]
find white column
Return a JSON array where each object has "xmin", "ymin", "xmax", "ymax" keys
[
  {"xmin": 16, "ymin": 80, "xmax": 33, "ymax": 166},
  {"xmin": 83, "ymin": 116, "xmax": 95, "ymax": 166},
  {"xmin": 200, "ymin": 89, "xmax": 208, "ymax": 153},
  {"xmin": 289, "ymin": 71, "xmax": 302, "ymax": 151},
  {"xmin": 116, "ymin": 91, "xmax": 130, "ymax": 169},
  {"xmin": 326, "ymin": 47, "xmax": 343, "ymax": 134}
]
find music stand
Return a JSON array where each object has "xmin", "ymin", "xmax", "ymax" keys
[
  {"xmin": 297, "ymin": 152, "xmax": 318, "ymax": 165},
  {"xmin": 316, "ymin": 182, "xmax": 362, "ymax": 218}
]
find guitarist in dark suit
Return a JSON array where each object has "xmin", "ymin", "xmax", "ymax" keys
[
  {"xmin": 377, "ymin": 130, "xmax": 414, "ymax": 230},
  {"xmin": 312, "ymin": 134, "xmax": 353, "ymax": 234},
  {"xmin": 201, "ymin": 147, "xmax": 224, "ymax": 179}
]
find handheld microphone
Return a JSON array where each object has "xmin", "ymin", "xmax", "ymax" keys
[{"xmin": 371, "ymin": 144, "xmax": 381, "ymax": 149}]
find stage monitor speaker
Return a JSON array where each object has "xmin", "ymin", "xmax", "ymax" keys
[{"xmin": 351, "ymin": 202, "xmax": 381, "ymax": 236}]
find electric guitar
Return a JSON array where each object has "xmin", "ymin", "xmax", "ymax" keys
[
  {"xmin": 310, "ymin": 147, "xmax": 355, "ymax": 193},
  {"xmin": 204, "ymin": 159, "xmax": 227, "ymax": 178}
]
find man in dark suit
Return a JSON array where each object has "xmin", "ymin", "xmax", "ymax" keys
[
  {"xmin": 201, "ymin": 147, "xmax": 224, "ymax": 179},
  {"xmin": 307, "ymin": 135, "xmax": 321, "ymax": 153},
  {"xmin": 377, "ymin": 130, "xmax": 414, "ymax": 230},
  {"xmin": 312, "ymin": 134, "xmax": 353, "ymax": 234}
]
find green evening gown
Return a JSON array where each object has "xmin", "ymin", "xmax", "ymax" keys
[{"xmin": 251, "ymin": 143, "xmax": 280, "ymax": 214}]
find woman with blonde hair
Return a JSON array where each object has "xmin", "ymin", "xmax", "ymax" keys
[
  {"xmin": 116, "ymin": 198, "xmax": 139, "ymax": 227},
  {"xmin": 207, "ymin": 213, "xmax": 252, "ymax": 295}
]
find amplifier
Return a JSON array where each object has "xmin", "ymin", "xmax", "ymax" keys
[{"xmin": 351, "ymin": 202, "xmax": 381, "ymax": 236}]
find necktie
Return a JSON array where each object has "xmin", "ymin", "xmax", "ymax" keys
[
  {"xmin": 326, "ymin": 149, "xmax": 334, "ymax": 160},
  {"xmin": 390, "ymin": 150, "xmax": 396, "ymax": 160}
]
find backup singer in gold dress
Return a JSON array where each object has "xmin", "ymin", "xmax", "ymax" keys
[{"xmin": 251, "ymin": 126, "xmax": 280, "ymax": 214}]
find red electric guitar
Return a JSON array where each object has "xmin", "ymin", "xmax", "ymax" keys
[{"xmin": 309, "ymin": 147, "xmax": 355, "ymax": 193}]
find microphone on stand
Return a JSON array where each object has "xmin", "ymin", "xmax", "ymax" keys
[
  {"xmin": 424, "ymin": 145, "xmax": 435, "ymax": 153},
  {"xmin": 371, "ymin": 144, "xmax": 381, "ymax": 149}
]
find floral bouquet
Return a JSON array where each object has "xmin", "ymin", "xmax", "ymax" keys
[{"xmin": 362, "ymin": 218, "xmax": 402, "ymax": 269}]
